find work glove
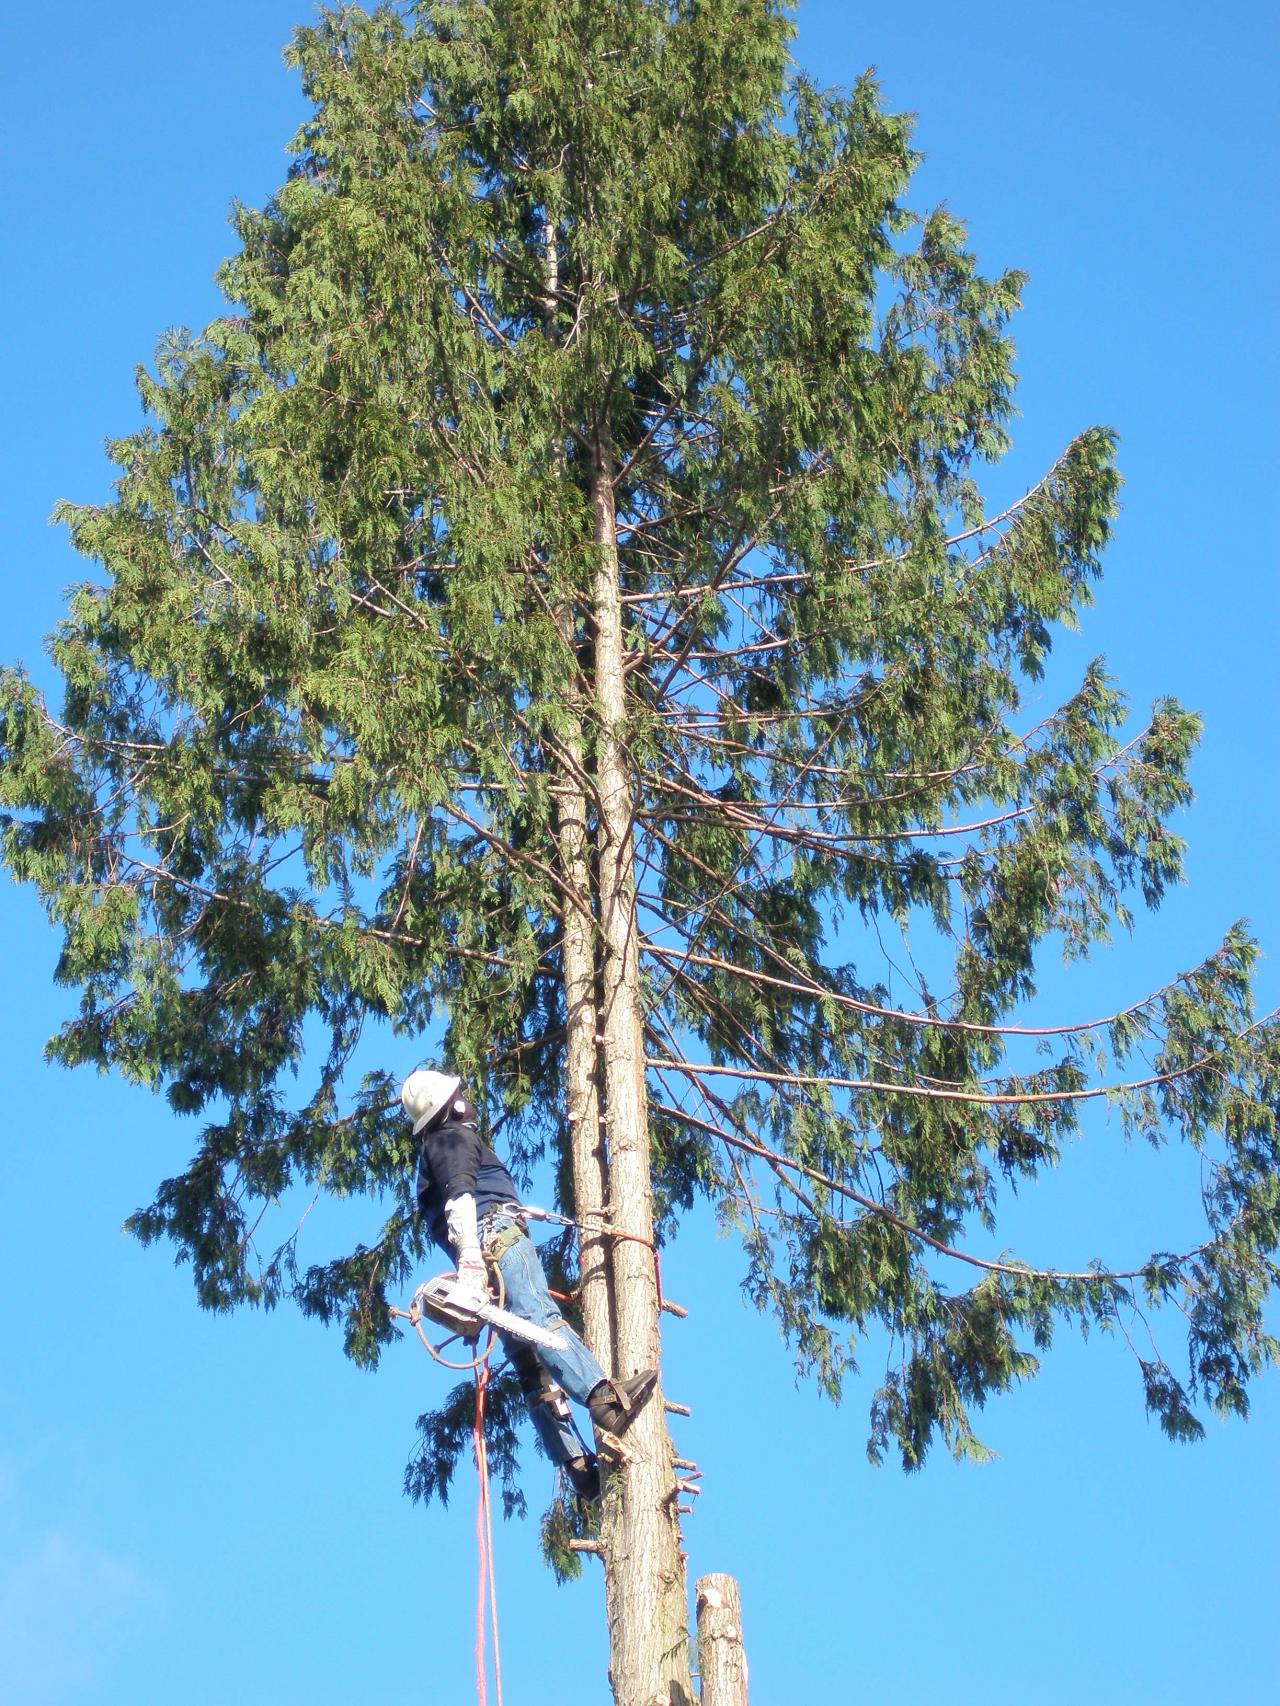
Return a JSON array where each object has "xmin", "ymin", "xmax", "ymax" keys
[{"xmin": 454, "ymin": 1246, "xmax": 488, "ymax": 1300}]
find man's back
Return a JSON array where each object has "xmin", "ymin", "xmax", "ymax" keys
[{"xmin": 414, "ymin": 1095, "xmax": 520, "ymax": 1249}]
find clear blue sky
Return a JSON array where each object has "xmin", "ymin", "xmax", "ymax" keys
[{"xmin": 1, "ymin": 3, "xmax": 1276, "ymax": 1702}]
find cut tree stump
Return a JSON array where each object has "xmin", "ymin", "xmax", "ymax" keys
[{"xmin": 696, "ymin": 1573, "xmax": 749, "ymax": 1706}]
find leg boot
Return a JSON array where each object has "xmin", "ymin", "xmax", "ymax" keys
[
  {"xmin": 564, "ymin": 1455, "xmax": 603, "ymax": 1502},
  {"xmin": 587, "ymin": 1368, "xmax": 659, "ymax": 1438}
]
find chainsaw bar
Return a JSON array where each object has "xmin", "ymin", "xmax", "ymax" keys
[{"xmin": 413, "ymin": 1273, "xmax": 568, "ymax": 1353}]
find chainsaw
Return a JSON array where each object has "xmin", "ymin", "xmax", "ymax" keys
[{"xmin": 410, "ymin": 1272, "xmax": 568, "ymax": 1353}]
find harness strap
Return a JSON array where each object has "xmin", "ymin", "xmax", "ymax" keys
[{"xmin": 479, "ymin": 1207, "xmax": 528, "ymax": 1262}]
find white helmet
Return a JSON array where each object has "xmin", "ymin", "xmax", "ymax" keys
[{"xmin": 401, "ymin": 1068, "xmax": 463, "ymax": 1136}]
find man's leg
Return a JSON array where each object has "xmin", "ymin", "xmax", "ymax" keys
[
  {"xmin": 484, "ymin": 1215, "xmax": 659, "ymax": 1450},
  {"xmin": 488, "ymin": 1224, "xmax": 608, "ymax": 1406},
  {"xmin": 503, "ymin": 1338, "xmax": 599, "ymax": 1498}
]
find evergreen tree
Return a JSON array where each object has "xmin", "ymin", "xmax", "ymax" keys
[{"xmin": 2, "ymin": 3, "xmax": 1276, "ymax": 1700}]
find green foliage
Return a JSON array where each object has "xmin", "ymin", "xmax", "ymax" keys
[
  {"xmin": 2, "ymin": 0, "xmax": 1275, "ymax": 1509},
  {"xmin": 406, "ymin": 1368, "xmax": 529, "ymax": 1521},
  {"xmin": 540, "ymin": 1487, "xmax": 604, "ymax": 1586}
]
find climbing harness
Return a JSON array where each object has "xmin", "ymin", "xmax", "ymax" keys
[{"xmin": 479, "ymin": 1212, "xmax": 529, "ymax": 1263}]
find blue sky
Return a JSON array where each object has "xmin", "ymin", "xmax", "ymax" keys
[{"xmin": 1, "ymin": 3, "xmax": 1276, "ymax": 1702}]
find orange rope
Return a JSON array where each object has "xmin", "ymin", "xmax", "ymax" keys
[
  {"xmin": 473, "ymin": 1374, "xmax": 487, "ymax": 1706},
  {"xmin": 391, "ymin": 1277, "xmax": 508, "ymax": 1704},
  {"xmin": 602, "ymin": 1229, "xmax": 664, "ymax": 1314},
  {"xmin": 471, "ymin": 1364, "xmax": 504, "ymax": 1706},
  {"xmin": 527, "ymin": 1207, "xmax": 665, "ymax": 1313}
]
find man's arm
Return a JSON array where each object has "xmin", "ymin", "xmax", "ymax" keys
[{"xmin": 422, "ymin": 1100, "xmax": 488, "ymax": 1293}]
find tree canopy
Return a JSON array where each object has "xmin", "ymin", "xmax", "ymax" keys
[{"xmin": 2, "ymin": 0, "xmax": 1276, "ymax": 1547}]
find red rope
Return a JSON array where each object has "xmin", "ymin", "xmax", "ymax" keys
[
  {"xmin": 548, "ymin": 1233, "xmax": 665, "ymax": 1318},
  {"xmin": 606, "ymin": 1228, "xmax": 665, "ymax": 1313},
  {"xmin": 473, "ymin": 1367, "xmax": 489, "ymax": 1706},
  {"xmin": 471, "ymin": 1365, "xmax": 504, "ymax": 1706}
]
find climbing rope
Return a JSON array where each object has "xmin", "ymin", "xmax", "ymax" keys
[
  {"xmin": 392, "ymin": 1281, "xmax": 507, "ymax": 1704},
  {"xmin": 472, "ymin": 1363, "xmax": 504, "ymax": 1706},
  {"xmin": 519, "ymin": 1204, "xmax": 669, "ymax": 1314},
  {"xmin": 389, "ymin": 1267, "xmax": 505, "ymax": 1372}
]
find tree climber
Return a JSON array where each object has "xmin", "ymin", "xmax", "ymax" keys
[{"xmin": 401, "ymin": 1068, "xmax": 658, "ymax": 1500}]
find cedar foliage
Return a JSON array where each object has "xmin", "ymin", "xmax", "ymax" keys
[{"xmin": 1, "ymin": 0, "xmax": 1276, "ymax": 1556}]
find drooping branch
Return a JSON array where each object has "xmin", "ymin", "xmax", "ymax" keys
[
  {"xmin": 645, "ymin": 1022, "xmax": 1273, "ymax": 1109},
  {"xmin": 646, "ymin": 1093, "xmax": 1205, "ymax": 1287}
]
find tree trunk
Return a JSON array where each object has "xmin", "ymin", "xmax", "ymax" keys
[
  {"xmin": 553, "ymin": 651, "xmax": 614, "ymax": 1361},
  {"xmin": 552, "ymin": 719, "xmax": 614, "ymax": 1357},
  {"xmin": 545, "ymin": 212, "xmax": 615, "ymax": 1367},
  {"xmin": 696, "ymin": 1576, "xmax": 749, "ymax": 1706},
  {"xmin": 591, "ymin": 438, "xmax": 693, "ymax": 1706}
]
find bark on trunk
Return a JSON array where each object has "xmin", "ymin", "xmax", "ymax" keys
[
  {"xmin": 696, "ymin": 1576, "xmax": 749, "ymax": 1706},
  {"xmin": 591, "ymin": 440, "xmax": 693, "ymax": 1706},
  {"xmin": 545, "ymin": 214, "xmax": 615, "ymax": 1366},
  {"xmin": 552, "ymin": 631, "xmax": 614, "ymax": 1361}
]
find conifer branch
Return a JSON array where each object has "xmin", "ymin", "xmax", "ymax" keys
[
  {"xmin": 647, "ymin": 1096, "xmax": 1207, "ymax": 1287},
  {"xmin": 646, "ymin": 1024, "xmax": 1273, "ymax": 1109}
]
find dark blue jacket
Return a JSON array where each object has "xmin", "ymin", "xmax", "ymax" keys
[{"xmin": 414, "ymin": 1094, "xmax": 520, "ymax": 1253}]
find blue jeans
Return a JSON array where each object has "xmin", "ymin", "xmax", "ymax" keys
[{"xmin": 482, "ymin": 1210, "xmax": 608, "ymax": 1468}]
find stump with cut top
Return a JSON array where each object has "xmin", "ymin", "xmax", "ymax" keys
[{"xmin": 696, "ymin": 1574, "xmax": 749, "ymax": 1706}]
